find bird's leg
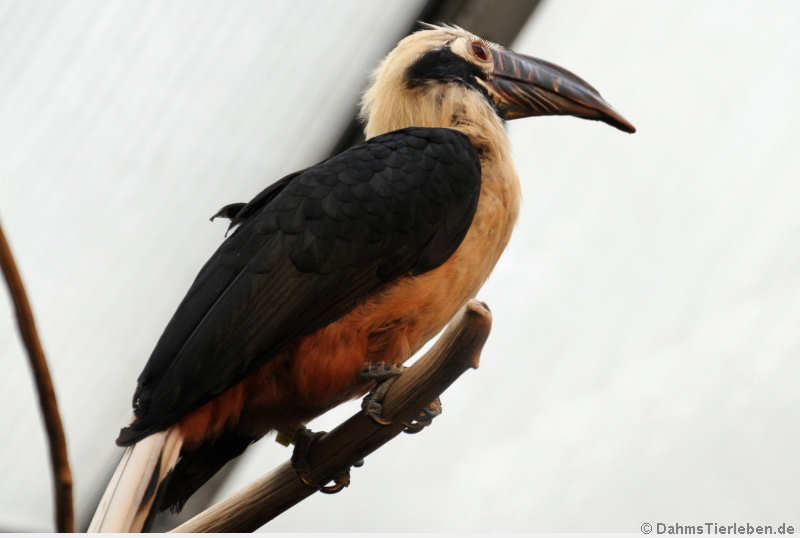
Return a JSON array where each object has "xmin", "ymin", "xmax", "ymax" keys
[
  {"xmin": 359, "ymin": 361, "xmax": 406, "ymax": 381},
  {"xmin": 289, "ymin": 426, "xmax": 355, "ymax": 494},
  {"xmin": 359, "ymin": 362, "xmax": 442, "ymax": 433}
]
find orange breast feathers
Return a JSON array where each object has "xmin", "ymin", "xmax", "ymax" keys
[
  {"xmin": 175, "ymin": 244, "xmax": 490, "ymax": 449},
  {"xmin": 176, "ymin": 191, "xmax": 517, "ymax": 449},
  {"xmin": 176, "ymin": 144, "xmax": 522, "ymax": 450},
  {"xmin": 175, "ymin": 273, "xmax": 432, "ymax": 448}
]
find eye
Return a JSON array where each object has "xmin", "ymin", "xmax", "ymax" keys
[{"xmin": 471, "ymin": 41, "xmax": 489, "ymax": 61}]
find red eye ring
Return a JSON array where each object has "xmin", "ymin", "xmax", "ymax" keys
[{"xmin": 471, "ymin": 41, "xmax": 489, "ymax": 61}]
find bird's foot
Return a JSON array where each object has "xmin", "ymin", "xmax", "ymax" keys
[
  {"xmin": 290, "ymin": 426, "xmax": 324, "ymax": 485},
  {"xmin": 401, "ymin": 397, "xmax": 442, "ymax": 434},
  {"xmin": 290, "ymin": 426, "xmax": 355, "ymax": 494},
  {"xmin": 360, "ymin": 362, "xmax": 406, "ymax": 425},
  {"xmin": 359, "ymin": 361, "xmax": 406, "ymax": 381},
  {"xmin": 361, "ymin": 374, "xmax": 398, "ymax": 425},
  {"xmin": 360, "ymin": 364, "xmax": 442, "ymax": 433}
]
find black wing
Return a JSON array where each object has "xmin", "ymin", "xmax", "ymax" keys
[{"xmin": 118, "ymin": 127, "xmax": 481, "ymax": 444}]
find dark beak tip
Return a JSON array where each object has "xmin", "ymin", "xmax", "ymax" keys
[
  {"xmin": 601, "ymin": 105, "xmax": 636, "ymax": 134},
  {"xmin": 617, "ymin": 119, "xmax": 636, "ymax": 134}
]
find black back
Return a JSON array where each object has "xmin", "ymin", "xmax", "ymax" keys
[{"xmin": 118, "ymin": 127, "xmax": 481, "ymax": 444}]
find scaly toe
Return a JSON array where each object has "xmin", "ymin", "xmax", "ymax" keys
[
  {"xmin": 361, "ymin": 376, "xmax": 397, "ymax": 425},
  {"xmin": 402, "ymin": 398, "xmax": 442, "ymax": 434}
]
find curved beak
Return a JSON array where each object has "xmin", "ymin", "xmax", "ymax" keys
[{"xmin": 486, "ymin": 47, "xmax": 636, "ymax": 133}]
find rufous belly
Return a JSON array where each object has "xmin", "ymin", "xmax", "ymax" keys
[{"xmin": 178, "ymin": 169, "xmax": 520, "ymax": 448}]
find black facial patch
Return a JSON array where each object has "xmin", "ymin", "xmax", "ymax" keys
[{"xmin": 406, "ymin": 47, "xmax": 490, "ymax": 97}]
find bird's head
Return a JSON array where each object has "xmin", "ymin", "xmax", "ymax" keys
[{"xmin": 361, "ymin": 25, "xmax": 635, "ymax": 147}]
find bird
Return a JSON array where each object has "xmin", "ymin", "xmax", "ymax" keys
[{"xmin": 89, "ymin": 24, "xmax": 634, "ymax": 532}]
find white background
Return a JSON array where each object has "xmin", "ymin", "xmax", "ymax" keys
[{"xmin": 1, "ymin": 0, "xmax": 799, "ymax": 532}]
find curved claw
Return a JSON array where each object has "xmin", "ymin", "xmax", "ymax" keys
[
  {"xmin": 401, "ymin": 420, "xmax": 427, "ymax": 434},
  {"xmin": 320, "ymin": 469, "xmax": 351, "ymax": 494},
  {"xmin": 401, "ymin": 398, "xmax": 442, "ymax": 434}
]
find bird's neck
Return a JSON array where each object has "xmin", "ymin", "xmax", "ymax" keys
[
  {"xmin": 364, "ymin": 85, "xmax": 512, "ymax": 166},
  {"xmin": 364, "ymin": 84, "xmax": 521, "ymax": 255}
]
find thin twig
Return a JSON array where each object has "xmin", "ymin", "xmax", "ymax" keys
[
  {"xmin": 0, "ymin": 222, "xmax": 74, "ymax": 532},
  {"xmin": 171, "ymin": 299, "xmax": 492, "ymax": 533}
]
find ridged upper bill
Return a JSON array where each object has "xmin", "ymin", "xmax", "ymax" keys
[{"xmin": 487, "ymin": 47, "xmax": 636, "ymax": 133}]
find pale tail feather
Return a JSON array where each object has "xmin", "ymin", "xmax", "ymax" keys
[{"xmin": 88, "ymin": 428, "xmax": 183, "ymax": 532}]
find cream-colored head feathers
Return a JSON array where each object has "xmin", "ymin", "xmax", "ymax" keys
[{"xmin": 360, "ymin": 25, "xmax": 509, "ymax": 162}]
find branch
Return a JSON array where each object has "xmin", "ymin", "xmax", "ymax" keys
[
  {"xmin": 0, "ymin": 222, "xmax": 74, "ymax": 532},
  {"xmin": 171, "ymin": 299, "xmax": 492, "ymax": 533}
]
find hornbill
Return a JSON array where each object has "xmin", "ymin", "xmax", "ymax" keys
[{"xmin": 89, "ymin": 24, "xmax": 634, "ymax": 532}]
